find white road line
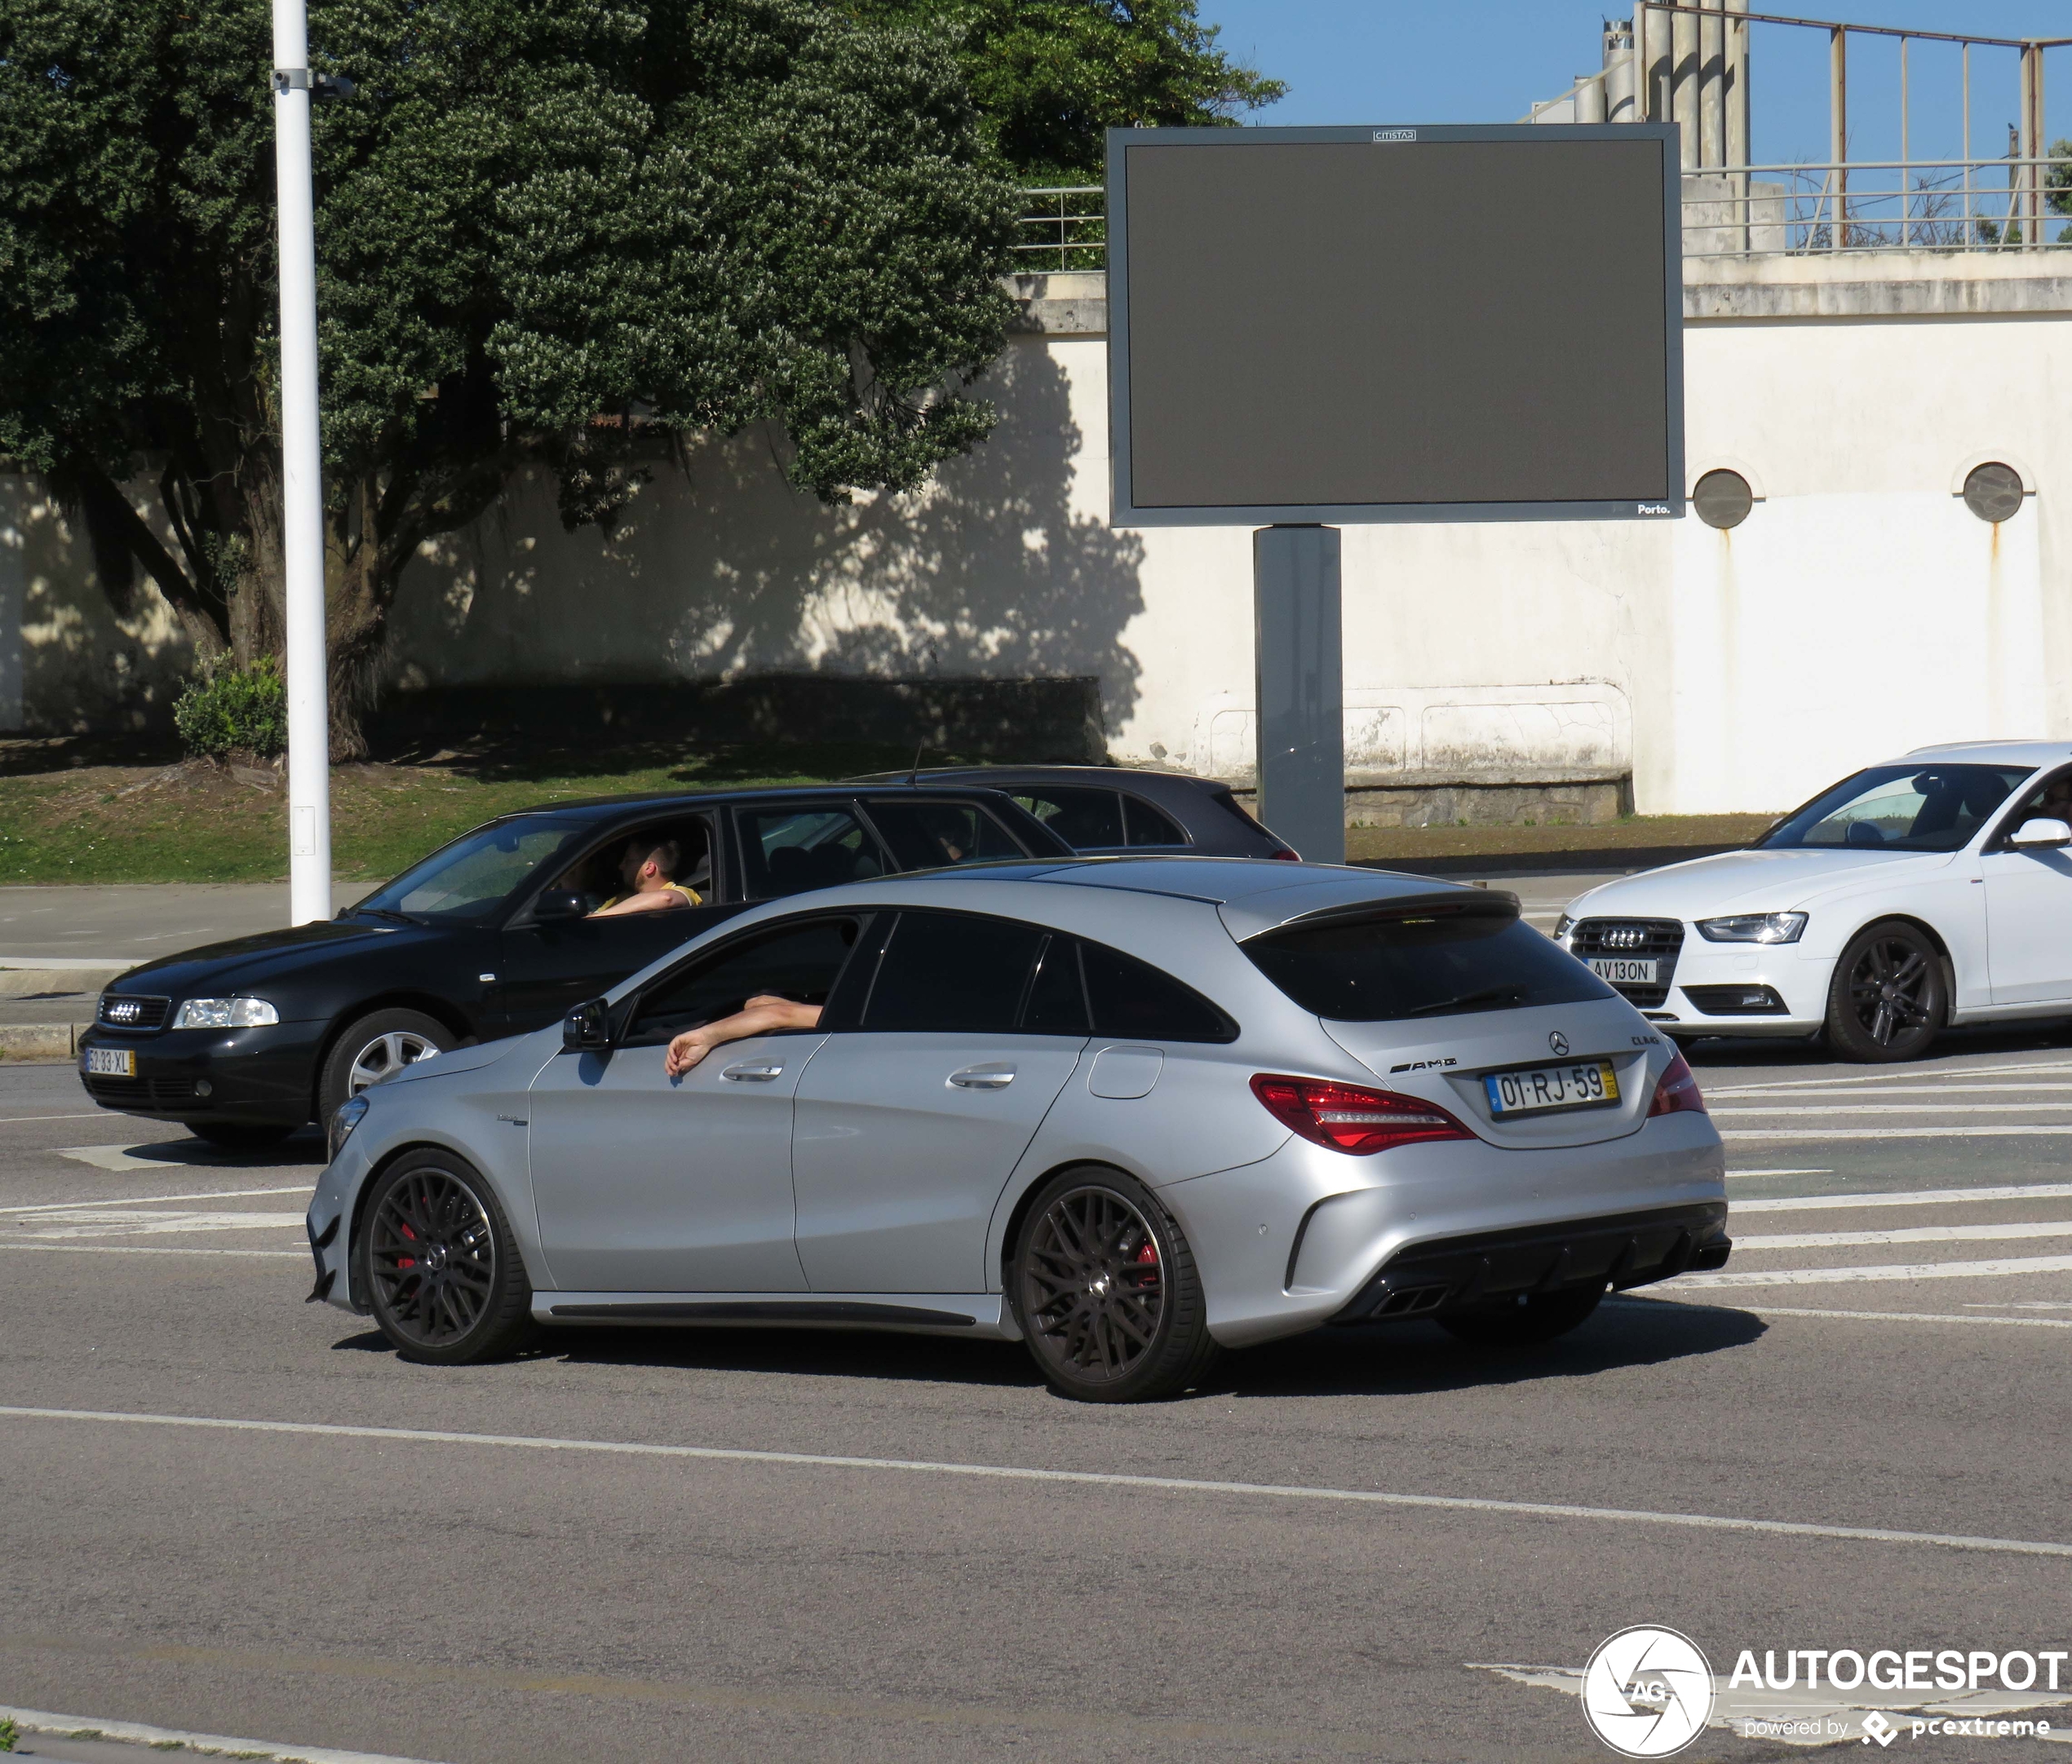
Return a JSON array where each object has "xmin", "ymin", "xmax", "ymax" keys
[
  {"xmin": 1735, "ymin": 1182, "xmax": 2072, "ymax": 1213},
  {"xmin": 0, "ymin": 1112, "xmax": 112, "ymax": 1124},
  {"xmin": 0, "ymin": 1704, "xmax": 441, "ymax": 1764},
  {"xmin": 0, "ymin": 1243, "xmax": 303, "ymax": 1258},
  {"xmin": 0, "ymin": 1404, "xmax": 2066, "ymax": 1562},
  {"xmin": 1708, "ymin": 1061, "xmax": 2072, "ymax": 1094},
  {"xmin": 1735, "ymin": 1220, "xmax": 2072, "ymax": 1251},
  {"xmin": 1617, "ymin": 1298, "xmax": 2072, "ymax": 1330},
  {"xmin": 1712, "ymin": 1103, "xmax": 2072, "ymax": 1116},
  {"xmin": 1678, "ymin": 1253, "xmax": 2072, "ymax": 1289},
  {"xmin": 1721, "ymin": 1125, "xmax": 2072, "ymax": 1141},
  {"xmin": 1718, "ymin": 1083, "xmax": 2072, "ymax": 1099},
  {"xmin": 0, "ymin": 1184, "xmax": 312, "ymax": 1216},
  {"xmin": 0, "ymin": 1209, "xmax": 308, "ymax": 1240}
]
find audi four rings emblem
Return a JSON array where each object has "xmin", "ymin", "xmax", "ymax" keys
[
  {"xmin": 1605, "ymin": 926, "xmax": 1646, "ymax": 948},
  {"xmin": 1549, "ymin": 1031, "xmax": 1570, "ymax": 1056}
]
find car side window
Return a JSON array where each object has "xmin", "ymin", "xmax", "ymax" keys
[
  {"xmin": 551, "ymin": 814, "xmax": 719, "ymax": 913},
  {"xmin": 736, "ymin": 806, "xmax": 892, "ymax": 900},
  {"xmin": 1021, "ymin": 935, "xmax": 1091, "ymax": 1034},
  {"xmin": 1079, "ymin": 939, "xmax": 1237, "ymax": 1043},
  {"xmin": 1122, "ymin": 796, "xmax": 1187, "ymax": 847},
  {"xmin": 866, "ymin": 800, "xmax": 1025, "ymax": 870},
  {"xmin": 1008, "ymin": 788, "xmax": 1126, "ymax": 850},
  {"xmin": 626, "ymin": 916, "xmax": 864, "ymax": 1047},
  {"xmin": 860, "ymin": 910, "xmax": 1047, "ymax": 1033}
]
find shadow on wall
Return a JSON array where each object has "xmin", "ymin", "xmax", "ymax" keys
[
  {"xmin": 0, "ymin": 473, "xmax": 194, "ymax": 735},
  {"xmin": 384, "ymin": 338, "xmax": 1147, "ymax": 735}
]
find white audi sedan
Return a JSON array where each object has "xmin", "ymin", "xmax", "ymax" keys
[{"xmin": 1559, "ymin": 741, "xmax": 2072, "ymax": 1062}]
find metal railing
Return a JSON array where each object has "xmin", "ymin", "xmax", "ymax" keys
[
  {"xmin": 1014, "ymin": 159, "xmax": 2072, "ymax": 271},
  {"xmin": 1012, "ymin": 187, "xmax": 1105, "ymax": 272},
  {"xmin": 1683, "ymin": 157, "xmax": 2072, "ymax": 257}
]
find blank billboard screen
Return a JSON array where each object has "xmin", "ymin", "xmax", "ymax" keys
[{"xmin": 1108, "ymin": 126, "xmax": 1682, "ymax": 525}]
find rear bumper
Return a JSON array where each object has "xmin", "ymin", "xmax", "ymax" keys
[{"xmin": 1331, "ymin": 1200, "xmax": 1731, "ymax": 1324}]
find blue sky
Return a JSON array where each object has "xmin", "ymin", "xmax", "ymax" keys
[{"xmin": 1197, "ymin": 4, "xmax": 2072, "ymax": 166}]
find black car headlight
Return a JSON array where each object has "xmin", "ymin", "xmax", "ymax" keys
[
  {"xmin": 172, "ymin": 996, "xmax": 281, "ymax": 1029},
  {"xmin": 1695, "ymin": 911, "xmax": 1808, "ymax": 944},
  {"xmin": 327, "ymin": 1094, "xmax": 370, "ymax": 1161}
]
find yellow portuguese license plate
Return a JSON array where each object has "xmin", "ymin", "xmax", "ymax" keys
[
  {"xmin": 83, "ymin": 1046, "xmax": 137, "ymax": 1077},
  {"xmin": 1484, "ymin": 1059, "xmax": 1619, "ymax": 1116}
]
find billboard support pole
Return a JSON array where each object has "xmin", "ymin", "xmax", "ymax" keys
[{"xmin": 1253, "ymin": 524, "xmax": 1344, "ymax": 865}]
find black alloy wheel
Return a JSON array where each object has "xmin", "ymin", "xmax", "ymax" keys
[
  {"xmin": 1011, "ymin": 1166, "xmax": 1220, "ymax": 1403},
  {"xmin": 359, "ymin": 1152, "xmax": 536, "ymax": 1364},
  {"xmin": 1825, "ymin": 919, "xmax": 1946, "ymax": 1063}
]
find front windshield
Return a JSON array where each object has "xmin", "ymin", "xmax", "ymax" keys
[
  {"xmin": 1760, "ymin": 764, "xmax": 2033, "ymax": 854},
  {"xmin": 351, "ymin": 817, "xmax": 590, "ymax": 924}
]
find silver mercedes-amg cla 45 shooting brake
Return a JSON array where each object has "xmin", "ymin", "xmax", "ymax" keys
[{"xmin": 306, "ymin": 858, "xmax": 1730, "ymax": 1402}]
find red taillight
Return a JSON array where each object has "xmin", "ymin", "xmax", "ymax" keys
[
  {"xmin": 1649, "ymin": 1051, "xmax": 1707, "ymax": 1118},
  {"xmin": 1268, "ymin": 846, "xmax": 1302, "ymax": 860},
  {"xmin": 1251, "ymin": 1073, "xmax": 1473, "ymax": 1155}
]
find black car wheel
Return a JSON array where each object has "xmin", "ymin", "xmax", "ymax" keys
[
  {"xmin": 1009, "ymin": 1166, "xmax": 1221, "ymax": 1403},
  {"xmin": 1824, "ymin": 919, "xmax": 1946, "ymax": 1063},
  {"xmin": 1439, "ymin": 1285, "xmax": 1605, "ymax": 1347},
  {"xmin": 357, "ymin": 1150, "xmax": 536, "ymax": 1364},
  {"xmin": 187, "ymin": 1120, "xmax": 298, "ymax": 1152},
  {"xmin": 319, "ymin": 1008, "xmax": 449, "ymax": 1123}
]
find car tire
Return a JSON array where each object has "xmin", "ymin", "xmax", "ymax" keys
[
  {"xmin": 1008, "ymin": 1165, "xmax": 1222, "ymax": 1404},
  {"xmin": 318, "ymin": 1008, "xmax": 450, "ymax": 1124},
  {"xmin": 356, "ymin": 1148, "xmax": 537, "ymax": 1365},
  {"xmin": 1823, "ymin": 919, "xmax": 1946, "ymax": 1063},
  {"xmin": 187, "ymin": 1120, "xmax": 298, "ymax": 1152},
  {"xmin": 1439, "ymin": 1284, "xmax": 1605, "ymax": 1347}
]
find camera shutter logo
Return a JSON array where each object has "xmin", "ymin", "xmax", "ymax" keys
[
  {"xmin": 1580, "ymin": 1625, "xmax": 1715, "ymax": 1757},
  {"xmin": 1549, "ymin": 1031, "xmax": 1570, "ymax": 1057}
]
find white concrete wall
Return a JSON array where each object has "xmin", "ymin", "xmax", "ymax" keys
[{"xmin": 11, "ymin": 254, "xmax": 2070, "ymax": 821}]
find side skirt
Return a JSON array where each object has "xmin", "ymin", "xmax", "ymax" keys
[{"xmin": 533, "ymin": 1292, "xmax": 1010, "ymax": 1338}]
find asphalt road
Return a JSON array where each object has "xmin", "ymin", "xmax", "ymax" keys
[{"xmin": 8, "ymin": 1018, "xmax": 2072, "ymax": 1763}]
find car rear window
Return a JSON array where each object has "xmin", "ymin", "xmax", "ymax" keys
[{"xmin": 1243, "ymin": 904, "xmax": 1612, "ymax": 1022}]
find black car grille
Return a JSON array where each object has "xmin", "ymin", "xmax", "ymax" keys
[
  {"xmin": 97, "ymin": 994, "xmax": 170, "ymax": 1031},
  {"xmin": 1567, "ymin": 918, "xmax": 1685, "ymax": 1009},
  {"xmin": 82, "ymin": 1073, "xmax": 199, "ymax": 1111}
]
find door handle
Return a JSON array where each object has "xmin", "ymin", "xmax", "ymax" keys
[
  {"xmin": 721, "ymin": 1062, "xmax": 784, "ymax": 1082},
  {"xmin": 949, "ymin": 1064, "xmax": 1016, "ymax": 1090}
]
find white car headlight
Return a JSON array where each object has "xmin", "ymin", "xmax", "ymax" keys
[
  {"xmin": 171, "ymin": 996, "xmax": 281, "ymax": 1029},
  {"xmin": 1695, "ymin": 912, "xmax": 1808, "ymax": 944},
  {"xmin": 1553, "ymin": 913, "xmax": 1575, "ymax": 944}
]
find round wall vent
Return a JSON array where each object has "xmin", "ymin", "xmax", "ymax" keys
[
  {"xmin": 1692, "ymin": 468, "xmax": 1754, "ymax": 530},
  {"xmin": 1963, "ymin": 461, "xmax": 2025, "ymax": 523}
]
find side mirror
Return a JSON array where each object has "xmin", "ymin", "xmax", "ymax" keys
[
  {"xmin": 563, "ymin": 997, "xmax": 612, "ymax": 1052},
  {"xmin": 2011, "ymin": 817, "xmax": 2072, "ymax": 851},
  {"xmin": 533, "ymin": 889, "xmax": 587, "ymax": 922}
]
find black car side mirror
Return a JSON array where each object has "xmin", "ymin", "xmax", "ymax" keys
[
  {"xmin": 563, "ymin": 997, "xmax": 612, "ymax": 1052},
  {"xmin": 533, "ymin": 889, "xmax": 587, "ymax": 922}
]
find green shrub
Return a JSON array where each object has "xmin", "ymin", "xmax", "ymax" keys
[{"xmin": 173, "ymin": 657, "xmax": 289, "ymax": 760}]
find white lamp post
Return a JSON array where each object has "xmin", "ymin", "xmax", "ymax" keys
[{"xmin": 272, "ymin": 0, "xmax": 332, "ymax": 926}]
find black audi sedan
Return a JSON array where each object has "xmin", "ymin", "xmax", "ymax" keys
[
  {"xmin": 77, "ymin": 784, "xmax": 1071, "ymax": 1148},
  {"xmin": 848, "ymin": 765, "xmax": 1299, "ymax": 860}
]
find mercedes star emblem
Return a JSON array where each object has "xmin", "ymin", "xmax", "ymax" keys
[{"xmin": 1548, "ymin": 1031, "xmax": 1570, "ymax": 1056}]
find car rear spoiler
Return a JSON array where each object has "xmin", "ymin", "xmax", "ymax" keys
[{"xmin": 1236, "ymin": 889, "xmax": 1521, "ymax": 944}]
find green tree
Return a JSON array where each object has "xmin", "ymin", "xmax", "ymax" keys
[
  {"xmin": 848, "ymin": 0, "xmax": 1286, "ymax": 180},
  {"xmin": 0, "ymin": 0, "xmax": 1016, "ymax": 752}
]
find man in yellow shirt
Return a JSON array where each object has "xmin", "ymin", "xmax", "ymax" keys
[{"xmin": 590, "ymin": 836, "xmax": 703, "ymax": 917}]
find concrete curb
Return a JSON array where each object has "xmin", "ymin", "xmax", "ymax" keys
[
  {"xmin": 0, "ymin": 1704, "xmax": 445, "ymax": 1764},
  {"xmin": 0, "ymin": 1022, "xmax": 90, "ymax": 1061},
  {"xmin": 0, "ymin": 968, "xmax": 121, "ymax": 999}
]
